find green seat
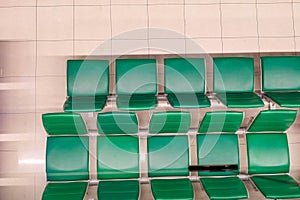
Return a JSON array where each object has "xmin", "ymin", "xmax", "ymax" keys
[
  {"xmin": 247, "ymin": 133, "xmax": 300, "ymax": 199},
  {"xmin": 116, "ymin": 59, "xmax": 157, "ymax": 110},
  {"xmin": 97, "ymin": 112, "xmax": 138, "ymax": 134},
  {"xmin": 97, "ymin": 135, "xmax": 139, "ymax": 200},
  {"xmin": 148, "ymin": 135, "xmax": 194, "ymax": 200},
  {"xmin": 198, "ymin": 111, "xmax": 243, "ymax": 133},
  {"xmin": 42, "ymin": 112, "xmax": 87, "ymax": 135},
  {"xmin": 63, "ymin": 60, "xmax": 109, "ymax": 112},
  {"xmin": 248, "ymin": 110, "xmax": 297, "ymax": 132},
  {"xmin": 42, "ymin": 136, "xmax": 89, "ymax": 200},
  {"xmin": 262, "ymin": 56, "xmax": 300, "ymax": 107},
  {"xmin": 213, "ymin": 57, "xmax": 264, "ymax": 108},
  {"xmin": 197, "ymin": 134, "xmax": 248, "ymax": 200},
  {"xmin": 149, "ymin": 111, "xmax": 191, "ymax": 133},
  {"xmin": 164, "ymin": 58, "xmax": 210, "ymax": 108}
]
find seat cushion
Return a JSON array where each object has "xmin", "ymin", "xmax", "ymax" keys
[
  {"xmin": 116, "ymin": 94, "xmax": 157, "ymax": 110},
  {"xmin": 42, "ymin": 182, "xmax": 88, "ymax": 200},
  {"xmin": 63, "ymin": 95, "xmax": 107, "ymax": 112},
  {"xmin": 167, "ymin": 93, "xmax": 210, "ymax": 108},
  {"xmin": 266, "ymin": 92, "xmax": 300, "ymax": 108},
  {"xmin": 251, "ymin": 175, "xmax": 300, "ymax": 199},
  {"xmin": 98, "ymin": 180, "xmax": 139, "ymax": 200},
  {"xmin": 151, "ymin": 178, "xmax": 193, "ymax": 200},
  {"xmin": 217, "ymin": 93, "xmax": 264, "ymax": 108},
  {"xmin": 200, "ymin": 177, "xmax": 248, "ymax": 200}
]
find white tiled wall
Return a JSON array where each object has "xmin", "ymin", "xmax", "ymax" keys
[{"xmin": 0, "ymin": 1, "xmax": 300, "ymax": 200}]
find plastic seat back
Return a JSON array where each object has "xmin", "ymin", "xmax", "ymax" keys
[
  {"xmin": 42, "ymin": 112, "xmax": 87, "ymax": 135},
  {"xmin": 213, "ymin": 57, "xmax": 255, "ymax": 93},
  {"xmin": 46, "ymin": 136, "xmax": 89, "ymax": 181},
  {"xmin": 97, "ymin": 135, "xmax": 139, "ymax": 179},
  {"xmin": 261, "ymin": 56, "xmax": 300, "ymax": 92},
  {"xmin": 149, "ymin": 111, "xmax": 191, "ymax": 133},
  {"xmin": 248, "ymin": 110, "xmax": 297, "ymax": 132},
  {"xmin": 116, "ymin": 59, "xmax": 157, "ymax": 95},
  {"xmin": 247, "ymin": 133, "xmax": 290, "ymax": 175},
  {"xmin": 164, "ymin": 58, "xmax": 206, "ymax": 94},
  {"xmin": 67, "ymin": 60, "xmax": 109, "ymax": 97},
  {"xmin": 198, "ymin": 111, "xmax": 243, "ymax": 133},
  {"xmin": 148, "ymin": 135, "xmax": 189, "ymax": 177},
  {"xmin": 97, "ymin": 112, "xmax": 138, "ymax": 134},
  {"xmin": 197, "ymin": 134, "xmax": 240, "ymax": 176}
]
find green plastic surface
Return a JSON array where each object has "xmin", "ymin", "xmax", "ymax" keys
[
  {"xmin": 98, "ymin": 180, "xmax": 139, "ymax": 200},
  {"xmin": 116, "ymin": 59, "xmax": 157, "ymax": 95},
  {"xmin": 46, "ymin": 136, "xmax": 89, "ymax": 181},
  {"xmin": 149, "ymin": 111, "xmax": 191, "ymax": 133},
  {"xmin": 200, "ymin": 177, "xmax": 248, "ymax": 200},
  {"xmin": 42, "ymin": 182, "xmax": 88, "ymax": 200},
  {"xmin": 216, "ymin": 93, "xmax": 264, "ymax": 108},
  {"xmin": 148, "ymin": 136, "xmax": 189, "ymax": 177},
  {"xmin": 266, "ymin": 92, "xmax": 300, "ymax": 108},
  {"xmin": 42, "ymin": 112, "xmax": 87, "ymax": 135},
  {"xmin": 248, "ymin": 110, "xmax": 297, "ymax": 132},
  {"xmin": 197, "ymin": 134, "xmax": 240, "ymax": 176},
  {"xmin": 247, "ymin": 133, "xmax": 290, "ymax": 175},
  {"xmin": 164, "ymin": 58, "xmax": 206, "ymax": 94},
  {"xmin": 97, "ymin": 112, "xmax": 138, "ymax": 134},
  {"xmin": 261, "ymin": 56, "xmax": 300, "ymax": 91},
  {"xmin": 251, "ymin": 175, "xmax": 300, "ymax": 199},
  {"xmin": 64, "ymin": 95, "xmax": 107, "ymax": 112},
  {"xmin": 116, "ymin": 94, "xmax": 157, "ymax": 110},
  {"xmin": 67, "ymin": 60, "xmax": 109, "ymax": 96},
  {"xmin": 151, "ymin": 179, "xmax": 194, "ymax": 200},
  {"xmin": 198, "ymin": 111, "xmax": 243, "ymax": 133},
  {"xmin": 97, "ymin": 136, "xmax": 139, "ymax": 179},
  {"xmin": 213, "ymin": 57, "xmax": 255, "ymax": 93},
  {"xmin": 167, "ymin": 93, "xmax": 210, "ymax": 108}
]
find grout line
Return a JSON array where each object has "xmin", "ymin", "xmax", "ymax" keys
[
  {"xmin": 219, "ymin": 2, "xmax": 224, "ymax": 54},
  {"xmin": 146, "ymin": 0, "xmax": 150, "ymax": 56},
  {"xmin": 291, "ymin": 0, "xmax": 297, "ymax": 53},
  {"xmin": 255, "ymin": 0, "xmax": 261, "ymax": 54},
  {"xmin": 73, "ymin": 0, "xmax": 75, "ymax": 58},
  {"xmin": 183, "ymin": 0, "xmax": 187, "ymax": 55}
]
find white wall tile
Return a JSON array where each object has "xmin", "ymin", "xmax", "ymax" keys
[
  {"xmin": 259, "ymin": 37, "xmax": 295, "ymax": 52},
  {"xmin": 75, "ymin": 0, "xmax": 110, "ymax": 5},
  {"xmin": 111, "ymin": 0, "xmax": 147, "ymax": 4},
  {"xmin": 185, "ymin": 0, "xmax": 220, "ymax": 4},
  {"xmin": 257, "ymin": 3, "xmax": 294, "ymax": 37},
  {"xmin": 0, "ymin": 113, "xmax": 35, "ymax": 135},
  {"xmin": 111, "ymin": 5, "xmax": 148, "ymax": 39},
  {"xmin": 221, "ymin": 0, "xmax": 255, "ymax": 2},
  {"xmin": 37, "ymin": 0, "xmax": 73, "ymax": 6},
  {"xmin": 36, "ymin": 77, "xmax": 66, "ymax": 112},
  {"xmin": 222, "ymin": 4, "xmax": 258, "ymax": 37},
  {"xmin": 185, "ymin": 4, "xmax": 221, "ymax": 38},
  {"xmin": 186, "ymin": 38, "xmax": 222, "ymax": 54},
  {"xmin": 0, "ymin": 7, "xmax": 36, "ymax": 40},
  {"xmin": 0, "ymin": 0, "xmax": 35, "ymax": 7},
  {"xmin": 37, "ymin": 6, "xmax": 73, "ymax": 40},
  {"xmin": 112, "ymin": 39, "xmax": 148, "ymax": 55},
  {"xmin": 293, "ymin": 3, "xmax": 300, "ymax": 36},
  {"xmin": 149, "ymin": 5, "xmax": 185, "ymax": 38},
  {"xmin": 0, "ymin": 42, "xmax": 36, "ymax": 77},
  {"xmin": 0, "ymin": 77, "xmax": 35, "ymax": 113},
  {"xmin": 75, "ymin": 6, "xmax": 111, "ymax": 40},
  {"xmin": 257, "ymin": 0, "xmax": 292, "ymax": 3},
  {"xmin": 149, "ymin": 38, "xmax": 185, "ymax": 54},
  {"xmin": 148, "ymin": 0, "xmax": 184, "ymax": 4},
  {"xmin": 223, "ymin": 38, "xmax": 259, "ymax": 53},
  {"xmin": 74, "ymin": 40, "xmax": 112, "ymax": 56},
  {"xmin": 296, "ymin": 37, "xmax": 300, "ymax": 51},
  {"xmin": 37, "ymin": 41, "xmax": 73, "ymax": 76}
]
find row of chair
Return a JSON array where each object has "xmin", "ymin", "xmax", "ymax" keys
[
  {"xmin": 41, "ymin": 110, "xmax": 300, "ymax": 200},
  {"xmin": 42, "ymin": 110, "xmax": 298, "ymax": 135},
  {"xmin": 64, "ymin": 56, "xmax": 300, "ymax": 112}
]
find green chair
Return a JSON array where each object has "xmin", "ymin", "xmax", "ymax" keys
[
  {"xmin": 42, "ymin": 112, "xmax": 87, "ymax": 135},
  {"xmin": 261, "ymin": 56, "xmax": 300, "ymax": 107},
  {"xmin": 116, "ymin": 59, "xmax": 157, "ymax": 110},
  {"xmin": 247, "ymin": 133, "xmax": 300, "ymax": 199},
  {"xmin": 198, "ymin": 111, "xmax": 243, "ymax": 133},
  {"xmin": 97, "ymin": 112, "xmax": 140, "ymax": 200},
  {"xmin": 149, "ymin": 111, "xmax": 191, "ymax": 133},
  {"xmin": 213, "ymin": 57, "xmax": 264, "ymax": 108},
  {"xmin": 42, "ymin": 136, "xmax": 89, "ymax": 200},
  {"xmin": 164, "ymin": 58, "xmax": 210, "ymax": 108},
  {"xmin": 248, "ymin": 110, "xmax": 297, "ymax": 132},
  {"xmin": 196, "ymin": 111, "xmax": 248, "ymax": 200},
  {"xmin": 148, "ymin": 135, "xmax": 194, "ymax": 200},
  {"xmin": 64, "ymin": 60, "xmax": 109, "ymax": 112}
]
